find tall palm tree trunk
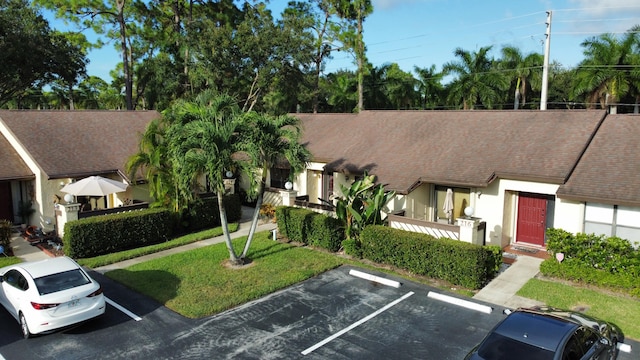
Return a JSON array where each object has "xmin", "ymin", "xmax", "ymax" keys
[
  {"xmin": 218, "ymin": 190, "xmax": 240, "ymax": 263},
  {"xmin": 240, "ymin": 172, "xmax": 267, "ymax": 259}
]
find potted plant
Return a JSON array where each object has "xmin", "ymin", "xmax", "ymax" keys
[{"xmin": 17, "ymin": 200, "xmax": 35, "ymax": 228}]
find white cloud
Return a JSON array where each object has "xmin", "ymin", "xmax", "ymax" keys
[
  {"xmin": 566, "ymin": 0, "xmax": 640, "ymax": 34},
  {"xmin": 569, "ymin": 0, "xmax": 640, "ymax": 16},
  {"xmin": 373, "ymin": 0, "xmax": 431, "ymax": 11}
]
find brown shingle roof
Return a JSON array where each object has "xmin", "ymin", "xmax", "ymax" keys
[
  {"xmin": 296, "ymin": 110, "xmax": 607, "ymax": 194},
  {"xmin": 0, "ymin": 133, "xmax": 33, "ymax": 181},
  {"xmin": 557, "ymin": 114, "xmax": 640, "ymax": 206},
  {"xmin": 0, "ymin": 110, "xmax": 159, "ymax": 181}
]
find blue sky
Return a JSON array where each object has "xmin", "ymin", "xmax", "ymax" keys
[{"xmin": 48, "ymin": 0, "xmax": 640, "ymax": 82}]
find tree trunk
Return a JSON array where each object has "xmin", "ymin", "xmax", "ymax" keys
[
  {"xmin": 240, "ymin": 171, "xmax": 267, "ymax": 259},
  {"xmin": 217, "ymin": 190, "xmax": 240, "ymax": 264},
  {"xmin": 356, "ymin": 8, "xmax": 364, "ymax": 112},
  {"xmin": 116, "ymin": 0, "xmax": 133, "ymax": 110}
]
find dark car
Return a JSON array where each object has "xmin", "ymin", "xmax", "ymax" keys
[{"xmin": 465, "ymin": 306, "xmax": 627, "ymax": 360}]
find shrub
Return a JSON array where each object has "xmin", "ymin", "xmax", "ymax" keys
[
  {"xmin": 0, "ymin": 219, "xmax": 12, "ymax": 251},
  {"xmin": 543, "ymin": 228, "xmax": 640, "ymax": 296},
  {"xmin": 275, "ymin": 206, "xmax": 344, "ymax": 252},
  {"xmin": 182, "ymin": 194, "xmax": 242, "ymax": 232},
  {"xmin": 360, "ymin": 225, "xmax": 501, "ymax": 289},
  {"xmin": 342, "ymin": 239, "xmax": 362, "ymax": 258},
  {"xmin": 64, "ymin": 208, "xmax": 173, "ymax": 259}
]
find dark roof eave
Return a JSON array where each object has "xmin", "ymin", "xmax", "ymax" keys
[
  {"xmin": 47, "ymin": 170, "xmax": 121, "ymax": 181},
  {"xmin": 417, "ymin": 177, "xmax": 489, "ymax": 189},
  {"xmin": 493, "ymin": 172, "xmax": 566, "ymax": 185},
  {"xmin": 0, "ymin": 174, "xmax": 35, "ymax": 182},
  {"xmin": 556, "ymin": 192, "xmax": 640, "ymax": 207}
]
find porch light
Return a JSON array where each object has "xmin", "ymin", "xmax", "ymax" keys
[
  {"xmin": 63, "ymin": 193, "xmax": 74, "ymax": 204},
  {"xmin": 225, "ymin": 171, "xmax": 233, "ymax": 178},
  {"xmin": 464, "ymin": 206, "xmax": 474, "ymax": 217},
  {"xmin": 285, "ymin": 181, "xmax": 293, "ymax": 190}
]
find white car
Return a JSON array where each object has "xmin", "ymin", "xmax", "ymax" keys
[{"xmin": 0, "ymin": 256, "xmax": 106, "ymax": 338}]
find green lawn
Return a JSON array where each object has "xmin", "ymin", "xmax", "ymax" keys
[
  {"xmin": 518, "ymin": 278, "xmax": 640, "ymax": 340},
  {"xmin": 106, "ymin": 231, "xmax": 345, "ymax": 318}
]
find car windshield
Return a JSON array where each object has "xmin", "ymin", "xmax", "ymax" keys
[
  {"xmin": 478, "ymin": 332, "xmax": 554, "ymax": 360},
  {"xmin": 34, "ymin": 269, "xmax": 91, "ymax": 295}
]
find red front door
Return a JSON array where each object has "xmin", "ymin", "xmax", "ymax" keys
[{"xmin": 516, "ymin": 193, "xmax": 547, "ymax": 246}]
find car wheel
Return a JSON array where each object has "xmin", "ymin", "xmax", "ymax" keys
[
  {"xmin": 611, "ymin": 338, "xmax": 618, "ymax": 360},
  {"xmin": 19, "ymin": 313, "xmax": 31, "ymax": 339}
]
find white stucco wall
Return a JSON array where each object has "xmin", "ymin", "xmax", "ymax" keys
[
  {"xmin": 472, "ymin": 178, "xmax": 585, "ymax": 247},
  {"xmin": 554, "ymin": 198, "xmax": 585, "ymax": 234}
]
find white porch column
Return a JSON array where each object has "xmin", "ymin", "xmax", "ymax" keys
[
  {"xmin": 457, "ymin": 217, "xmax": 481, "ymax": 245},
  {"xmin": 281, "ymin": 190, "xmax": 297, "ymax": 206},
  {"xmin": 55, "ymin": 203, "xmax": 80, "ymax": 238}
]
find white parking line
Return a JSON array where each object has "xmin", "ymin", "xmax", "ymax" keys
[
  {"xmin": 301, "ymin": 291, "xmax": 414, "ymax": 355},
  {"xmin": 349, "ymin": 269, "xmax": 401, "ymax": 288},
  {"xmin": 105, "ymin": 296, "xmax": 142, "ymax": 321},
  {"xmin": 427, "ymin": 291, "xmax": 493, "ymax": 314}
]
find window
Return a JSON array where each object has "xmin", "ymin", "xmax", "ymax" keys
[
  {"xmin": 434, "ymin": 186, "xmax": 470, "ymax": 223},
  {"xmin": 3, "ymin": 270, "xmax": 28, "ymax": 291},
  {"xmin": 269, "ymin": 167, "xmax": 290, "ymax": 189},
  {"xmin": 34, "ymin": 269, "xmax": 91, "ymax": 295},
  {"xmin": 585, "ymin": 203, "xmax": 640, "ymax": 246}
]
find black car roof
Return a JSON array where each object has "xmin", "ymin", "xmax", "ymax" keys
[{"xmin": 495, "ymin": 311, "xmax": 578, "ymax": 352}]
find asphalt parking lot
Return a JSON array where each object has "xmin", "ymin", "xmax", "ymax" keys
[{"xmin": 0, "ymin": 265, "xmax": 636, "ymax": 359}]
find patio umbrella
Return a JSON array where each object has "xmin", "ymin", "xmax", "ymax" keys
[
  {"xmin": 61, "ymin": 176, "xmax": 128, "ymax": 196},
  {"xmin": 443, "ymin": 188, "xmax": 454, "ymax": 224}
]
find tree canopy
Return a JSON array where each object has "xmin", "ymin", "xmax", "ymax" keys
[{"xmin": 3, "ymin": 1, "xmax": 640, "ymax": 113}]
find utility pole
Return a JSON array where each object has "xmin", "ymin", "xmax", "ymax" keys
[{"xmin": 540, "ymin": 11, "xmax": 552, "ymax": 110}]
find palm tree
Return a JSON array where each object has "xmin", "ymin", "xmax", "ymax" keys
[
  {"xmin": 414, "ymin": 64, "xmax": 443, "ymax": 109},
  {"xmin": 573, "ymin": 28, "xmax": 640, "ymax": 113},
  {"xmin": 500, "ymin": 46, "xmax": 543, "ymax": 109},
  {"xmin": 165, "ymin": 91, "xmax": 244, "ymax": 264},
  {"xmin": 364, "ymin": 63, "xmax": 390, "ymax": 109},
  {"xmin": 126, "ymin": 117, "xmax": 176, "ymax": 210},
  {"xmin": 325, "ymin": 71, "xmax": 357, "ymax": 112},
  {"xmin": 443, "ymin": 46, "xmax": 508, "ymax": 109},
  {"xmin": 384, "ymin": 63, "xmax": 418, "ymax": 109},
  {"xmin": 235, "ymin": 112, "xmax": 311, "ymax": 259}
]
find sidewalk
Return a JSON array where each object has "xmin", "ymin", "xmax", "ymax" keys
[
  {"xmin": 473, "ymin": 255, "xmax": 545, "ymax": 309},
  {"xmin": 94, "ymin": 218, "xmax": 276, "ymax": 273}
]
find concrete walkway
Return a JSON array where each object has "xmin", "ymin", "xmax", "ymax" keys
[
  {"xmin": 94, "ymin": 219, "xmax": 276, "ymax": 273},
  {"xmin": 473, "ymin": 256, "xmax": 545, "ymax": 309}
]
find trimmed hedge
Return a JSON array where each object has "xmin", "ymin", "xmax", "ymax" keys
[
  {"xmin": 542, "ymin": 228, "xmax": 640, "ymax": 297},
  {"xmin": 0, "ymin": 219, "xmax": 12, "ymax": 251},
  {"xmin": 64, "ymin": 208, "xmax": 173, "ymax": 259},
  {"xmin": 182, "ymin": 194, "xmax": 242, "ymax": 232},
  {"xmin": 360, "ymin": 225, "xmax": 502, "ymax": 289},
  {"xmin": 275, "ymin": 206, "xmax": 344, "ymax": 252},
  {"xmin": 274, "ymin": 207, "xmax": 501, "ymax": 289}
]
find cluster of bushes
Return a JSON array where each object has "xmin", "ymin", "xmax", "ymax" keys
[
  {"xmin": 358, "ymin": 226, "xmax": 502, "ymax": 289},
  {"xmin": 275, "ymin": 206, "xmax": 502, "ymax": 290},
  {"xmin": 0, "ymin": 219, "xmax": 12, "ymax": 252},
  {"xmin": 275, "ymin": 206, "xmax": 344, "ymax": 252},
  {"xmin": 65, "ymin": 194, "xmax": 242, "ymax": 259},
  {"xmin": 181, "ymin": 194, "xmax": 242, "ymax": 232},
  {"xmin": 541, "ymin": 228, "xmax": 640, "ymax": 297},
  {"xmin": 64, "ymin": 208, "xmax": 173, "ymax": 258}
]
